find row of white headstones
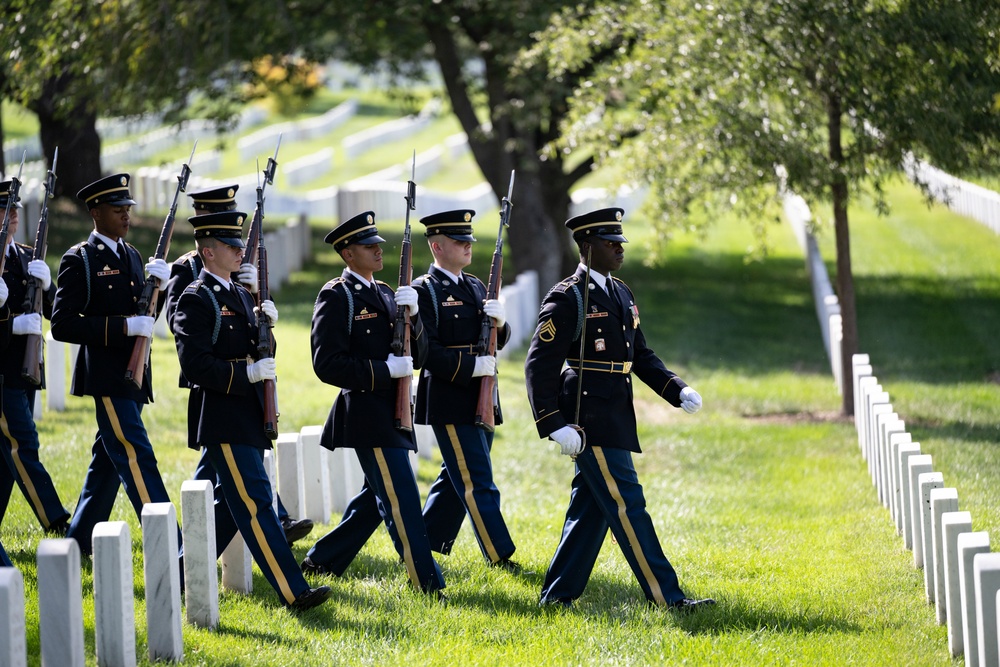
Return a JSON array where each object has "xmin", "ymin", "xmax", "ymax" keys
[
  {"xmin": 853, "ymin": 353, "xmax": 1000, "ymax": 667},
  {"xmin": 0, "ymin": 423, "xmax": 429, "ymax": 666}
]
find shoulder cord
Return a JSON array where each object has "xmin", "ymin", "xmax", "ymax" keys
[
  {"xmin": 341, "ymin": 281, "xmax": 354, "ymax": 335},
  {"xmin": 196, "ymin": 283, "xmax": 223, "ymax": 345},
  {"xmin": 76, "ymin": 244, "xmax": 92, "ymax": 311}
]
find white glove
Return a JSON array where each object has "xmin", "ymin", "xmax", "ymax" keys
[
  {"xmin": 12, "ymin": 313, "xmax": 42, "ymax": 336},
  {"xmin": 483, "ymin": 299, "xmax": 506, "ymax": 329},
  {"xmin": 0, "ymin": 279, "xmax": 7, "ymax": 307},
  {"xmin": 247, "ymin": 357, "xmax": 277, "ymax": 383},
  {"xmin": 125, "ymin": 315, "xmax": 155, "ymax": 338},
  {"xmin": 385, "ymin": 355, "xmax": 413, "ymax": 379},
  {"xmin": 237, "ymin": 263, "xmax": 259, "ymax": 294},
  {"xmin": 145, "ymin": 258, "xmax": 170, "ymax": 290},
  {"xmin": 394, "ymin": 285, "xmax": 419, "ymax": 316},
  {"xmin": 254, "ymin": 299, "xmax": 278, "ymax": 325},
  {"xmin": 472, "ymin": 355, "xmax": 496, "ymax": 377},
  {"xmin": 550, "ymin": 425, "xmax": 583, "ymax": 457},
  {"xmin": 27, "ymin": 260, "xmax": 52, "ymax": 290},
  {"xmin": 680, "ymin": 386, "xmax": 703, "ymax": 414}
]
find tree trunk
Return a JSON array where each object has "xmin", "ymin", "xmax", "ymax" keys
[
  {"xmin": 26, "ymin": 75, "xmax": 101, "ymax": 203},
  {"xmin": 828, "ymin": 93, "xmax": 858, "ymax": 416}
]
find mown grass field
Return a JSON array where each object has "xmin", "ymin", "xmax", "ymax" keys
[{"xmin": 3, "ymin": 94, "xmax": 1000, "ymax": 665}]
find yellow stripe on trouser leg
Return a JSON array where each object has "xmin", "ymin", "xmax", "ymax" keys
[
  {"xmin": 101, "ymin": 397, "xmax": 151, "ymax": 504},
  {"xmin": 220, "ymin": 444, "xmax": 296, "ymax": 604},
  {"xmin": 0, "ymin": 414, "xmax": 51, "ymax": 526},
  {"xmin": 444, "ymin": 424, "xmax": 500, "ymax": 562},
  {"xmin": 592, "ymin": 446, "xmax": 666, "ymax": 604},
  {"xmin": 374, "ymin": 449, "xmax": 421, "ymax": 588}
]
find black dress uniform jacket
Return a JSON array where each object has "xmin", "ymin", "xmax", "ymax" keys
[
  {"xmin": 51, "ymin": 232, "xmax": 162, "ymax": 403},
  {"xmin": 312, "ymin": 270, "xmax": 427, "ymax": 451},
  {"xmin": 1, "ymin": 243, "xmax": 56, "ymax": 390},
  {"xmin": 173, "ymin": 271, "xmax": 270, "ymax": 450},
  {"xmin": 412, "ymin": 265, "xmax": 510, "ymax": 425},
  {"xmin": 525, "ymin": 267, "xmax": 688, "ymax": 453}
]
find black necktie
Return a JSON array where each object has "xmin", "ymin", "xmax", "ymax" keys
[
  {"xmin": 371, "ymin": 282, "xmax": 385, "ymax": 310},
  {"xmin": 117, "ymin": 241, "xmax": 128, "ymax": 267},
  {"xmin": 607, "ymin": 280, "xmax": 622, "ymax": 312}
]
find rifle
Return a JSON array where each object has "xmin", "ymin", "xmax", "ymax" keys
[
  {"xmin": 569, "ymin": 244, "xmax": 593, "ymax": 458},
  {"xmin": 473, "ymin": 170, "xmax": 515, "ymax": 432},
  {"xmin": 242, "ymin": 135, "xmax": 281, "ymax": 268},
  {"xmin": 20, "ymin": 147, "xmax": 58, "ymax": 386},
  {"xmin": 253, "ymin": 162, "xmax": 279, "ymax": 440},
  {"xmin": 392, "ymin": 152, "xmax": 417, "ymax": 432},
  {"xmin": 0, "ymin": 152, "xmax": 26, "ymax": 302},
  {"xmin": 125, "ymin": 141, "xmax": 196, "ymax": 389}
]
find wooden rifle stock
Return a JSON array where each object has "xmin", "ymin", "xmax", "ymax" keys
[
  {"xmin": 253, "ymin": 161, "xmax": 279, "ymax": 440},
  {"xmin": 21, "ymin": 148, "xmax": 58, "ymax": 386},
  {"xmin": 474, "ymin": 170, "xmax": 515, "ymax": 431},
  {"xmin": 125, "ymin": 143, "xmax": 196, "ymax": 389},
  {"xmin": 393, "ymin": 155, "xmax": 417, "ymax": 432}
]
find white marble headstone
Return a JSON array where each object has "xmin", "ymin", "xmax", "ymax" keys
[
  {"xmin": 0, "ymin": 567, "xmax": 27, "ymax": 667},
  {"xmin": 141, "ymin": 503, "xmax": 183, "ymax": 662},
  {"xmin": 37, "ymin": 538, "xmax": 84, "ymax": 667},
  {"xmin": 958, "ymin": 531, "xmax": 991, "ymax": 667},
  {"xmin": 93, "ymin": 521, "xmax": 136, "ymax": 667},
  {"xmin": 181, "ymin": 480, "xmax": 219, "ymax": 629}
]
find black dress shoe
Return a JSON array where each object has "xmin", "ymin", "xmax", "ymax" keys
[
  {"xmin": 300, "ymin": 557, "xmax": 335, "ymax": 576},
  {"xmin": 281, "ymin": 517, "xmax": 314, "ymax": 545},
  {"xmin": 667, "ymin": 597, "xmax": 716, "ymax": 612},
  {"xmin": 45, "ymin": 520, "xmax": 69, "ymax": 537},
  {"xmin": 290, "ymin": 586, "xmax": 332, "ymax": 612},
  {"xmin": 490, "ymin": 558, "xmax": 523, "ymax": 574},
  {"xmin": 539, "ymin": 596, "xmax": 573, "ymax": 608}
]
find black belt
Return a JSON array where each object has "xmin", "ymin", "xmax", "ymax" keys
[
  {"xmin": 446, "ymin": 344, "xmax": 479, "ymax": 353},
  {"xmin": 567, "ymin": 359, "xmax": 632, "ymax": 374}
]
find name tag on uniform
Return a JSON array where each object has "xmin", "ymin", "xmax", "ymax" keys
[
  {"xmin": 594, "ymin": 338, "xmax": 606, "ymax": 352},
  {"xmin": 97, "ymin": 267, "xmax": 120, "ymax": 277},
  {"xmin": 355, "ymin": 307, "xmax": 378, "ymax": 321},
  {"xmin": 586, "ymin": 312, "xmax": 608, "ymax": 319},
  {"xmin": 442, "ymin": 300, "xmax": 463, "ymax": 307},
  {"xmin": 221, "ymin": 306, "xmax": 237, "ymax": 317}
]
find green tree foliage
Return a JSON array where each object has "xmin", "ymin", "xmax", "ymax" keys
[{"xmin": 534, "ymin": 0, "xmax": 1000, "ymax": 413}]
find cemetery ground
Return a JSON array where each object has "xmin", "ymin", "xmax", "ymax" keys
[{"xmin": 3, "ymin": 174, "xmax": 1000, "ymax": 665}]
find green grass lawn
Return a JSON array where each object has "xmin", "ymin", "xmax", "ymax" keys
[{"xmin": 5, "ymin": 171, "xmax": 1000, "ymax": 663}]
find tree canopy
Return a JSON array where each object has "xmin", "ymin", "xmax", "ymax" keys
[{"xmin": 531, "ymin": 0, "xmax": 1000, "ymax": 412}]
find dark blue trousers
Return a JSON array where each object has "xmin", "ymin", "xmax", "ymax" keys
[
  {"xmin": 193, "ymin": 448, "xmax": 290, "ymax": 527},
  {"xmin": 66, "ymin": 396, "xmax": 176, "ymax": 555},
  {"xmin": 0, "ymin": 540, "xmax": 10, "ymax": 567},
  {"xmin": 205, "ymin": 444, "xmax": 309, "ymax": 606},
  {"xmin": 308, "ymin": 447, "xmax": 444, "ymax": 593},
  {"xmin": 422, "ymin": 424, "xmax": 515, "ymax": 563},
  {"xmin": 0, "ymin": 388, "xmax": 69, "ymax": 531},
  {"xmin": 539, "ymin": 446, "xmax": 686, "ymax": 606}
]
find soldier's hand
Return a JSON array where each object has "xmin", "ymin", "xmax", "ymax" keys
[
  {"xmin": 125, "ymin": 315, "xmax": 155, "ymax": 339},
  {"xmin": 247, "ymin": 357, "xmax": 277, "ymax": 383},
  {"xmin": 385, "ymin": 355, "xmax": 413, "ymax": 379},
  {"xmin": 0, "ymin": 278, "xmax": 7, "ymax": 307},
  {"xmin": 238, "ymin": 263, "xmax": 259, "ymax": 294},
  {"xmin": 394, "ymin": 286, "xmax": 419, "ymax": 316},
  {"xmin": 680, "ymin": 386, "xmax": 703, "ymax": 414},
  {"xmin": 472, "ymin": 355, "xmax": 496, "ymax": 377},
  {"xmin": 255, "ymin": 299, "xmax": 278, "ymax": 325},
  {"xmin": 145, "ymin": 258, "xmax": 170, "ymax": 290},
  {"xmin": 12, "ymin": 313, "xmax": 42, "ymax": 336},
  {"xmin": 550, "ymin": 425, "xmax": 583, "ymax": 457},
  {"xmin": 483, "ymin": 299, "xmax": 506, "ymax": 329},
  {"xmin": 27, "ymin": 259, "xmax": 52, "ymax": 290}
]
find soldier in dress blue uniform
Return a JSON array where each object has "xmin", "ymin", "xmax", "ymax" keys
[
  {"xmin": 0, "ymin": 264, "xmax": 9, "ymax": 566},
  {"xmin": 411, "ymin": 209, "xmax": 519, "ymax": 571},
  {"xmin": 172, "ymin": 210, "xmax": 331, "ymax": 611},
  {"xmin": 0, "ymin": 181, "xmax": 70, "ymax": 537},
  {"xmin": 50, "ymin": 173, "xmax": 177, "ymax": 555},
  {"xmin": 524, "ymin": 207, "xmax": 715, "ymax": 610},
  {"xmin": 300, "ymin": 211, "xmax": 446, "ymax": 596},
  {"xmin": 165, "ymin": 184, "xmax": 313, "ymax": 546}
]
